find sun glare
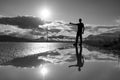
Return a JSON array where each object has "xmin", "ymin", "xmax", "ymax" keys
[
  {"xmin": 40, "ymin": 66, "xmax": 49, "ymax": 76},
  {"xmin": 38, "ymin": 8, "xmax": 51, "ymax": 20}
]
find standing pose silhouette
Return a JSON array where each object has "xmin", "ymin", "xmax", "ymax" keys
[{"xmin": 70, "ymin": 18, "xmax": 85, "ymax": 45}]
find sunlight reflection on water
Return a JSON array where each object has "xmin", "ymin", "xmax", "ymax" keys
[
  {"xmin": 0, "ymin": 42, "xmax": 120, "ymax": 80},
  {"xmin": 0, "ymin": 42, "xmax": 71, "ymax": 64},
  {"xmin": 0, "ymin": 42, "xmax": 71, "ymax": 56}
]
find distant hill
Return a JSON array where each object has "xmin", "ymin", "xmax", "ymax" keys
[
  {"xmin": 0, "ymin": 35, "xmax": 34, "ymax": 42},
  {"xmin": 84, "ymin": 31, "xmax": 120, "ymax": 50}
]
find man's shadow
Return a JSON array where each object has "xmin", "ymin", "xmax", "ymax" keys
[{"xmin": 69, "ymin": 44, "xmax": 84, "ymax": 71}]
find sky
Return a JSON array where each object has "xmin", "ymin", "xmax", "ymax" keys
[{"xmin": 0, "ymin": 0, "xmax": 120, "ymax": 25}]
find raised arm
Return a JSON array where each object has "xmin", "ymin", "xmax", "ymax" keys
[{"xmin": 69, "ymin": 22, "xmax": 78, "ymax": 25}]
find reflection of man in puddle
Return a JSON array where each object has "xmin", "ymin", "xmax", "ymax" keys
[{"xmin": 69, "ymin": 45, "xmax": 84, "ymax": 71}]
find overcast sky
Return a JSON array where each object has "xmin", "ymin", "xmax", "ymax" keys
[{"xmin": 0, "ymin": 0, "xmax": 120, "ymax": 25}]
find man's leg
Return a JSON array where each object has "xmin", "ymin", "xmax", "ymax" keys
[
  {"xmin": 79, "ymin": 34, "xmax": 82, "ymax": 45},
  {"xmin": 74, "ymin": 32, "xmax": 79, "ymax": 46},
  {"xmin": 76, "ymin": 32, "xmax": 79, "ymax": 43}
]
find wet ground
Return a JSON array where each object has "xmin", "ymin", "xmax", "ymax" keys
[{"xmin": 0, "ymin": 42, "xmax": 120, "ymax": 80}]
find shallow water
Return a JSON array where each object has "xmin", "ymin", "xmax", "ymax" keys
[{"xmin": 0, "ymin": 42, "xmax": 120, "ymax": 80}]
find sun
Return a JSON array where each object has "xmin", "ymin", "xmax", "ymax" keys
[
  {"xmin": 38, "ymin": 8, "xmax": 51, "ymax": 20},
  {"xmin": 40, "ymin": 66, "xmax": 49, "ymax": 76}
]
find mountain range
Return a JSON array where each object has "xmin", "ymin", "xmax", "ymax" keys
[{"xmin": 84, "ymin": 28, "xmax": 120, "ymax": 50}]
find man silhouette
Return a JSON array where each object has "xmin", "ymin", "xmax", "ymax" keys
[{"xmin": 70, "ymin": 18, "xmax": 85, "ymax": 45}]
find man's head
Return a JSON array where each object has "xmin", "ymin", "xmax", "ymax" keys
[{"xmin": 79, "ymin": 18, "xmax": 82, "ymax": 23}]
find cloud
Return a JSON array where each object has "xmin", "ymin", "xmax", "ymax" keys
[
  {"xmin": 38, "ymin": 21, "xmax": 77, "ymax": 41},
  {"xmin": 0, "ymin": 24, "xmax": 46, "ymax": 40},
  {"xmin": 55, "ymin": 30, "xmax": 76, "ymax": 37},
  {"xmin": 0, "ymin": 16, "xmax": 44, "ymax": 29},
  {"xmin": 39, "ymin": 21, "xmax": 120, "ymax": 41},
  {"xmin": 84, "ymin": 24, "xmax": 120, "ymax": 38},
  {"xmin": 0, "ymin": 24, "xmax": 30, "ymax": 33},
  {"xmin": 1, "ymin": 17, "xmax": 120, "ymax": 41},
  {"xmin": 0, "ymin": 24, "xmax": 27, "ymax": 37},
  {"xmin": 42, "ymin": 21, "xmax": 72, "ymax": 30},
  {"xmin": 45, "ymin": 21, "xmax": 120, "ymax": 39}
]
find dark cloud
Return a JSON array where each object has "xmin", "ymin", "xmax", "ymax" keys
[{"xmin": 0, "ymin": 16, "xmax": 44, "ymax": 29}]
